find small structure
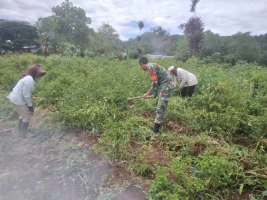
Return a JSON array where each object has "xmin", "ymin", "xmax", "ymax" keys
[
  {"xmin": 22, "ymin": 45, "xmax": 37, "ymax": 53},
  {"xmin": 146, "ymin": 54, "xmax": 175, "ymax": 59}
]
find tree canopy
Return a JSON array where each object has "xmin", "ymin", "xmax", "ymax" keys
[
  {"xmin": 0, "ymin": 0, "xmax": 267, "ymax": 65},
  {"xmin": 0, "ymin": 19, "xmax": 38, "ymax": 51},
  {"xmin": 52, "ymin": 0, "xmax": 92, "ymax": 51}
]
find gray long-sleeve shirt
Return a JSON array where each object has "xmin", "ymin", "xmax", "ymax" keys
[
  {"xmin": 7, "ymin": 75, "xmax": 34, "ymax": 106},
  {"xmin": 173, "ymin": 68, "xmax": 197, "ymax": 88}
]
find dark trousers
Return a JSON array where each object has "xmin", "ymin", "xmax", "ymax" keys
[{"xmin": 181, "ymin": 85, "xmax": 196, "ymax": 97}]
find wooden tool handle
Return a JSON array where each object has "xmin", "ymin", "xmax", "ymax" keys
[{"xmin": 127, "ymin": 95, "xmax": 154, "ymax": 100}]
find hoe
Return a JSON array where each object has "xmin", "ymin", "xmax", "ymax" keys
[{"xmin": 127, "ymin": 95, "xmax": 154, "ymax": 107}]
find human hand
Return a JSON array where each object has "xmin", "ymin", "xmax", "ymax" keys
[
  {"xmin": 28, "ymin": 106, "xmax": 34, "ymax": 113},
  {"xmin": 143, "ymin": 92, "xmax": 150, "ymax": 99},
  {"xmin": 10, "ymin": 83, "xmax": 17, "ymax": 91}
]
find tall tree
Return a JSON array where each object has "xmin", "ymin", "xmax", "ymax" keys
[
  {"xmin": 52, "ymin": 0, "xmax": 92, "ymax": 52},
  {"xmin": 149, "ymin": 26, "xmax": 170, "ymax": 54},
  {"xmin": 176, "ymin": 36, "xmax": 191, "ymax": 61},
  {"xmin": 165, "ymin": 35, "xmax": 183, "ymax": 56},
  {"xmin": 229, "ymin": 32, "xmax": 260, "ymax": 63},
  {"xmin": 137, "ymin": 21, "xmax": 144, "ymax": 52},
  {"xmin": 89, "ymin": 23, "xmax": 121, "ymax": 56},
  {"xmin": 36, "ymin": 16, "xmax": 59, "ymax": 54},
  {"xmin": 0, "ymin": 19, "xmax": 38, "ymax": 51},
  {"xmin": 254, "ymin": 33, "xmax": 267, "ymax": 51},
  {"xmin": 254, "ymin": 34, "xmax": 267, "ymax": 66},
  {"xmin": 200, "ymin": 30, "xmax": 223, "ymax": 58},
  {"xmin": 125, "ymin": 26, "xmax": 178, "ymax": 55},
  {"xmin": 190, "ymin": 0, "xmax": 200, "ymax": 15},
  {"xmin": 179, "ymin": 0, "xmax": 204, "ymax": 57},
  {"xmin": 138, "ymin": 21, "xmax": 144, "ymax": 34},
  {"xmin": 36, "ymin": 16, "xmax": 57, "ymax": 39}
]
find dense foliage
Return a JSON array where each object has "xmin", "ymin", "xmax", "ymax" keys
[
  {"xmin": 1, "ymin": 0, "xmax": 266, "ymax": 66},
  {"xmin": 0, "ymin": 19, "xmax": 38, "ymax": 51},
  {"xmin": 179, "ymin": 17, "xmax": 204, "ymax": 57},
  {"xmin": 0, "ymin": 54, "xmax": 266, "ymax": 199}
]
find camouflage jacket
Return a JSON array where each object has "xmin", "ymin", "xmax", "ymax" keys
[{"xmin": 147, "ymin": 63, "xmax": 174, "ymax": 96}]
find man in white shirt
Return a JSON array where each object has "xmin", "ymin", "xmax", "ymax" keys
[
  {"xmin": 7, "ymin": 64, "xmax": 46, "ymax": 138},
  {"xmin": 168, "ymin": 66, "xmax": 197, "ymax": 97}
]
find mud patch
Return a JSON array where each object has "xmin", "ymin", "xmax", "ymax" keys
[
  {"xmin": 164, "ymin": 120, "xmax": 200, "ymax": 135},
  {"xmin": 231, "ymin": 134, "xmax": 255, "ymax": 147}
]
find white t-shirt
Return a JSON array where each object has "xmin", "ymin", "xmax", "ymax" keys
[{"xmin": 7, "ymin": 75, "xmax": 34, "ymax": 106}]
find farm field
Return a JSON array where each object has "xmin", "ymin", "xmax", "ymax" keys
[{"xmin": 0, "ymin": 54, "xmax": 267, "ymax": 200}]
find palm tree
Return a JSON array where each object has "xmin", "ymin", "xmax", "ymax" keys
[
  {"xmin": 137, "ymin": 21, "xmax": 144, "ymax": 52},
  {"xmin": 190, "ymin": 0, "xmax": 200, "ymax": 16}
]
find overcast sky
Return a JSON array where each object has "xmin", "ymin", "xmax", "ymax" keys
[{"xmin": 0, "ymin": 0, "xmax": 266, "ymax": 40}]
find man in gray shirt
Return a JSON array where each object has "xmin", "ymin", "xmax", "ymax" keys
[{"xmin": 168, "ymin": 66, "xmax": 197, "ymax": 97}]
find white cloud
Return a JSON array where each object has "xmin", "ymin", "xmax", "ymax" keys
[{"xmin": 0, "ymin": 0, "xmax": 266, "ymax": 40}]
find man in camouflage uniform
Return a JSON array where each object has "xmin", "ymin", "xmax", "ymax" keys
[{"xmin": 139, "ymin": 57, "xmax": 174, "ymax": 135}]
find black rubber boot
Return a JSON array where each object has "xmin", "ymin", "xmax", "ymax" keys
[
  {"xmin": 153, "ymin": 123, "xmax": 161, "ymax": 133},
  {"xmin": 21, "ymin": 122, "xmax": 30, "ymax": 138},
  {"xmin": 18, "ymin": 118, "xmax": 23, "ymax": 133},
  {"xmin": 145, "ymin": 133, "xmax": 154, "ymax": 140},
  {"xmin": 145, "ymin": 123, "xmax": 161, "ymax": 140}
]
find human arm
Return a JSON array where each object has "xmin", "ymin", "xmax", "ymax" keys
[
  {"xmin": 10, "ymin": 83, "xmax": 17, "ymax": 91},
  {"xmin": 22, "ymin": 79, "xmax": 34, "ymax": 108},
  {"xmin": 178, "ymin": 70, "xmax": 187, "ymax": 89},
  {"xmin": 143, "ymin": 92, "xmax": 155, "ymax": 98}
]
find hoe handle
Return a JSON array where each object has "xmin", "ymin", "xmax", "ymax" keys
[{"xmin": 127, "ymin": 95, "xmax": 154, "ymax": 100}]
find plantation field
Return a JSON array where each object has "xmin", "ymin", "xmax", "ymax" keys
[{"xmin": 0, "ymin": 54, "xmax": 267, "ymax": 199}]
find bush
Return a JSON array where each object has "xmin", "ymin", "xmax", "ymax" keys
[{"xmin": 129, "ymin": 50, "xmax": 139, "ymax": 59}]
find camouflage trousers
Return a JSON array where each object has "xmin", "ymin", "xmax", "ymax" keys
[{"xmin": 155, "ymin": 89, "xmax": 173, "ymax": 124}]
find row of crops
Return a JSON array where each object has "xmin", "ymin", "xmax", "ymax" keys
[{"xmin": 0, "ymin": 54, "xmax": 266, "ymax": 199}]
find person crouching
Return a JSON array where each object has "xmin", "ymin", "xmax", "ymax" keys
[
  {"xmin": 7, "ymin": 64, "xmax": 46, "ymax": 138},
  {"xmin": 168, "ymin": 66, "xmax": 197, "ymax": 97}
]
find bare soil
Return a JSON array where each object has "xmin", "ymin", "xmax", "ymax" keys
[{"xmin": 0, "ymin": 121, "xmax": 148, "ymax": 200}]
